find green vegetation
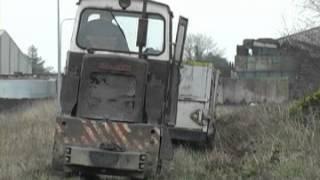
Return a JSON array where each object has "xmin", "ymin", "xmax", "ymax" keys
[
  {"xmin": 184, "ymin": 60, "xmax": 211, "ymax": 67},
  {"xmin": 1, "ymin": 102, "xmax": 320, "ymax": 179},
  {"xmin": 290, "ymin": 89, "xmax": 320, "ymax": 118}
]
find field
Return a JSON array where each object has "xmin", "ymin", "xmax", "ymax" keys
[{"xmin": 0, "ymin": 101, "xmax": 320, "ymax": 180}]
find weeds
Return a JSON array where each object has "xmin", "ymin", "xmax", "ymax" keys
[
  {"xmin": 161, "ymin": 104, "xmax": 320, "ymax": 180},
  {"xmin": 0, "ymin": 102, "xmax": 319, "ymax": 179},
  {"xmin": 0, "ymin": 100, "xmax": 58, "ymax": 180}
]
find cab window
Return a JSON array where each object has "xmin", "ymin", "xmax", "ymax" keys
[{"xmin": 77, "ymin": 9, "xmax": 165, "ymax": 55}]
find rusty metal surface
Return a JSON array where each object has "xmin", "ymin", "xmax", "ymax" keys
[
  {"xmin": 77, "ymin": 54, "xmax": 147, "ymax": 122},
  {"xmin": 53, "ymin": 115, "xmax": 161, "ymax": 177},
  {"xmin": 56, "ymin": 116, "xmax": 161, "ymax": 152},
  {"xmin": 55, "ymin": 53, "xmax": 173, "ymax": 178},
  {"xmin": 65, "ymin": 146, "xmax": 144, "ymax": 171}
]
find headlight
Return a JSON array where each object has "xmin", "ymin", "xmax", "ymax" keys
[
  {"xmin": 119, "ymin": 0, "xmax": 131, "ymax": 10},
  {"xmin": 190, "ymin": 109, "xmax": 210, "ymax": 126}
]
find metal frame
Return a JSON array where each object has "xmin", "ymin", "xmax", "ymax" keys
[{"xmin": 75, "ymin": 8, "xmax": 167, "ymax": 57}]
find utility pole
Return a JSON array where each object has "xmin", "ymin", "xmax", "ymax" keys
[
  {"xmin": 0, "ymin": 0, "xmax": 2, "ymax": 29},
  {"xmin": 57, "ymin": 0, "xmax": 62, "ymax": 109}
]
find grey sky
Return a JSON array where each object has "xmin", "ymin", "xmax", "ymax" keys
[{"xmin": 0, "ymin": 0, "xmax": 309, "ymax": 71}]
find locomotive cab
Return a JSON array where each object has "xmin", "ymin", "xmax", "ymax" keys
[{"xmin": 52, "ymin": 0, "xmax": 188, "ymax": 179}]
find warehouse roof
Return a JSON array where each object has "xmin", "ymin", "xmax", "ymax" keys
[
  {"xmin": 279, "ymin": 26, "xmax": 320, "ymax": 47},
  {"xmin": 0, "ymin": 30, "xmax": 27, "ymax": 55}
]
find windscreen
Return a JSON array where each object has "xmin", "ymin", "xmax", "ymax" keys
[{"xmin": 77, "ymin": 9, "xmax": 165, "ymax": 55}]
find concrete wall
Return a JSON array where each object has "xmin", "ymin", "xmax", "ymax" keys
[
  {"xmin": 218, "ymin": 78, "xmax": 289, "ymax": 104},
  {"xmin": 235, "ymin": 55, "xmax": 298, "ymax": 79},
  {"xmin": 0, "ymin": 30, "xmax": 31, "ymax": 74},
  {"xmin": 235, "ymin": 55, "xmax": 298, "ymax": 72},
  {"xmin": 0, "ymin": 79, "xmax": 57, "ymax": 99}
]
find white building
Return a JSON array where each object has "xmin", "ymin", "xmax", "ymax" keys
[{"xmin": 0, "ymin": 30, "xmax": 32, "ymax": 74}]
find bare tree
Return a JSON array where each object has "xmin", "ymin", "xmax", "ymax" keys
[
  {"xmin": 184, "ymin": 33, "xmax": 223, "ymax": 61},
  {"xmin": 304, "ymin": 0, "xmax": 320, "ymax": 14},
  {"xmin": 300, "ymin": 0, "xmax": 320, "ymax": 26},
  {"xmin": 183, "ymin": 33, "xmax": 232, "ymax": 77}
]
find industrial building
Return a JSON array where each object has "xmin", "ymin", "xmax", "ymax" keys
[
  {"xmin": 220, "ymin": 26, "xmax": 320, "ymax": 104},
  {"xmin": 0, "ymin": 30, "xmax": 32, "ymax": 74},
  {"xmin": 234, "ymin": 26, "xmax": 320, "ymax": 81},
  {"xmin": 0, "ymin": 30, "xmax": 57, "ymax": 100}
]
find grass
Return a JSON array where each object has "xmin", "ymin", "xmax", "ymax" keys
[
  {"xmin": 0, "ymin": 100, "xmax": 58, "ymax": 180},
  {"xmin": 0, "ymin": 101, "xmax": 320, "ymax": 179},
  {"xmin": 160, "ymin": 105, "xmax": 320, "ymax": 180}
]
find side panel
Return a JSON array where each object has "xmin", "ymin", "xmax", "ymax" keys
[
  {"xmin": 179, "ymin": 65, "xmax": 213, "ymax": 101},
  {"xmin": 60, "ymin": 52, "xmax": 84, "ymax": 114},
  {"xmin": 145, "ymin": 61, "xmax": 168, "ymax": 125},
  {"xmin": 175, "ymin": 65, "xmax": 213, "ymax": 131},
  {"xmin": 1, "ymin": 33, "xmax": 9, "ymax": 74},
  {"xmin": 60, "ymin": 75, "xmax": 80, "ymax": 114},
  {"xmin": 10, "ymin": 42, "xmax": 18, "ymax": 74}
]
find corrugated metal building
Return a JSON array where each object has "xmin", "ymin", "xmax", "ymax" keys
[{"xmin": 0, "ymin": 30, "xmax": 32, "ymax": 74}]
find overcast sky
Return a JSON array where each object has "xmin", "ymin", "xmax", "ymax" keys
[{"xmin": 0, "ymin": 0, "xmax": 310, "ymax": 71}]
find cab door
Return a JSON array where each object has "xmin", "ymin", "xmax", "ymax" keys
[{"xmin": 168, "ymin": 16, "xmax": 189, "ymax": 126}]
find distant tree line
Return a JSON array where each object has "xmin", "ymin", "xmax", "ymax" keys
[
  {"xmin": 184, "ymin": 33, "xmax": 233, "ymax": 77},
  {"xmin": 28, "ymin": 45, "xmax": 53, "ymax": 74}
]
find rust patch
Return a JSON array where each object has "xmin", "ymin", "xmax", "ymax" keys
[
  {"xmin": 98, "ymin": 63, "xmax": 131, "ymax": 72},
  {"xmin": 59, "ymin": 117, "xmax": 161, "ymax": 152}
]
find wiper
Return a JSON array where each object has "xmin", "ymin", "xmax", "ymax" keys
[{"xmin": 110, "ymin": 12, "xmax": 128, "ymax": 43}]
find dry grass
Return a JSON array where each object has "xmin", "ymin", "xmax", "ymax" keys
[
  {"xmin": 160, "ymin": 105, "xmax": 320, "ymax": 180},
  {"xmin": 0, "ymin": 101, "xmax": 320, "ymax": 179},
  {"xmin": 0, "ymin": 100, "xmax": 58, "ymax": 180}
]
